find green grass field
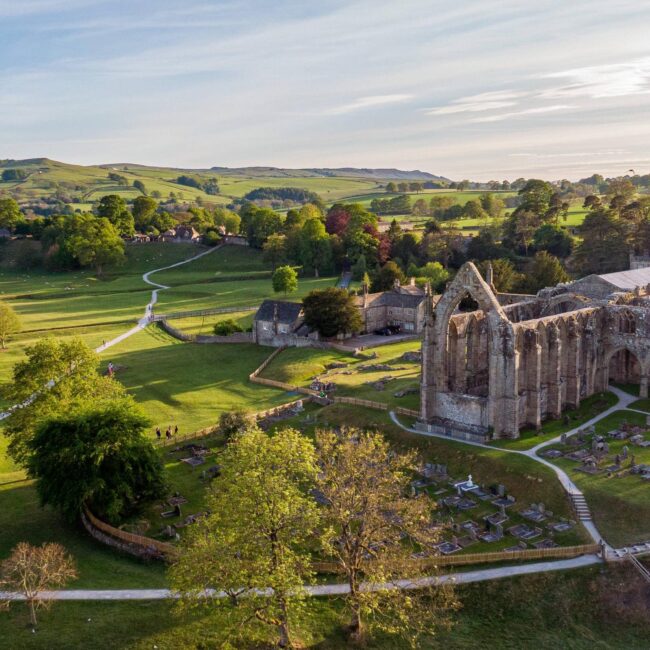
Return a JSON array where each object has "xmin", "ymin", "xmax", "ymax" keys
[{"xmin": 260, "ymin": 340, "xmax": 422, "ymax": 411}]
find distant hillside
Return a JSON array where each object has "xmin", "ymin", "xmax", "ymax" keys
[{"xmin": 0, "ymin": 158, "xmax": 449, "ymax": 207}]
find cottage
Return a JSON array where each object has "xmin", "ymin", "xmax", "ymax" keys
[
  {"xmin": 160, "ymin": 226, "xmax": 201, "ymax": 243},
  {"xmin": 252, "ymin": 300, "xmax": 304, "ymax": 345}
]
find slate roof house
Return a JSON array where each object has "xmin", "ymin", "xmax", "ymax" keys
[{"xmin": 252, "ymin": 300, "xmax": 305, "ymax": 345}]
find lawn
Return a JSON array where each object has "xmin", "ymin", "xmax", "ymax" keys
[
  {"xmin": 260, "ymin": 340, "xmax": 423, "ymax": 411},
  {"xmin": 541, "ymin": 409, "xmax": 650, "ymax": 546},
  {"xmin": 0, "ymin": 242, "xmax": 205, "ymax": 386},
  {"xmin": 100, "ymin": 327, "xmax": 293, "ymax": 435}
]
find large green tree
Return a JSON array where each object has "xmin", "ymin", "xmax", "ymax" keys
[
  {"xmin": 573, "ymin": 208, "xmax": 629, "ymax": 275},
  {"xmin": 170, "ymin": 427, "xmax": 319, "ymax": 649},
  {"xmin": 132, "ymin": 196, "xmax": 158, "ymax": 231},
  {"xmin": 523, "ymin": 251, "xmax": 569, "ymax": 293},
  {"xmin": 302, "ymin": 287, "xmax": 362, "ymax": 338},
  {"xmin": 3, "ymin": 337, "xmax": 126, "ymax": 465},
  {"xmin": 371, "ymin": 260, "xmax": 406, "ymax": 292},
  {"xmin": 0, "ymin": 197, "xmax": 22, "ymax": 231},
  {"xmin": 272, "ymin": 265, "xmax": 298, "ymax": 296},
  {"xmin": 67, "ymin": 216, "xmax": 125, "ymax": 277},
  {"xmin": 0, "ymin": 301, "xmax": 21, "ymax": 349},
  {"xmin": 96, "ymin": 194, "xmax": 134, "ymax": 236},
  {"xmin": 27, "ymin": 399, "xmax": 164, "ymax": 523},
  {"xmin": 315, "ymin": 428, "xmax": 458, "ymax": 646},
  {"xmin": 300, "ymin": 218, "xmax": 331, "ymax": 277},
  {"xmin": 262, "ymin": 233, "xmax": 287, "ymax": 270}
]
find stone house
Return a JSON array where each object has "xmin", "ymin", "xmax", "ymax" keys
[
  {"xmin": 252, "ymin": 300, "xmax": 305, "ymax": 345},
  {"xmin": 355, "ymin": 280, "xmax": 431, "ymax": 334},
  {"xmin": 160, "ymin": 226, "xmax": 201, "ymax": 243}
]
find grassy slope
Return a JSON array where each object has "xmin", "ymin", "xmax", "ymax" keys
[
  {"xmin": 100, "ymin": 327, "xmax": 290, "ymax": 434},
  {"xmin": 1, "ymin": 565, "xmax": 647, "ymax": 649},
  {"xmin": 261, "ymin": 340, "xmax": 422, "ymax": 411},
  {"xmin": 0, "ymin": 243, "xmax": 203, "ymax": 386}
]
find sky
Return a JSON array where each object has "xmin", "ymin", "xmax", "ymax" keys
[{"xmin": 1, "ymin": 0, "xmax": 650, "ymax": 181}]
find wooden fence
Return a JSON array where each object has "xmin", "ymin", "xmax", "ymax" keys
[
  {"xmin": 248, "ymin": 350, "xmax": 420, "ymax": 417},
  {"xmin": 312, "ymin": 544, "xmax": 601, "ymax": 574}
]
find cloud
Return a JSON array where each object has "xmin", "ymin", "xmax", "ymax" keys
[
  {"xmin": 425, "ymin": 90, "xmax": 523, "ymax": 115},
  {"xmin": 471, "ymin": 104, "xmax": 574, "ymax": 123},
  {"xmin": 541, "ymin": 57, "xmax": 650, "ymax": 99},
  {"xmin": 324, "ymin": 94, "xmax": 414, "ymax": 115}
]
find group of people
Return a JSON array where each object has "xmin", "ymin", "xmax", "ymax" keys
[{"xmin": 156, "ymin": 425, "xmax": 178, "ymax": 440}]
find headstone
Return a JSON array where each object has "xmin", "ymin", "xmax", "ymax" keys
[
  {"xmin": 538, "ymin": 502, "xmax": 545, "ymax": 513},
  {"xmin": 622, "ymin": 445, "xmax": 629, "ymax": 459},
  {"xmin": 561, "ymin": 433, "xmax": 567, "ymax": 444},
  {"xmin": 498, "ymin": 484, "xmax": 506, "ymax": 497}
]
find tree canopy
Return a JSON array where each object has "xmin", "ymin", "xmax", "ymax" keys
[
  {"xmin": 272, "ymin": 265, "xmax": 298, "ymax": 295},
  {"xmin": 0, "ymin": 301, "xmax": 21, "ymax": 349},
  {"xmin": 302, "ymin": 287, "xmax": 362, "ymax": 338},
  {"xmin": 27, "ymin": 399, "xmax": 164, "ymax": 524}
]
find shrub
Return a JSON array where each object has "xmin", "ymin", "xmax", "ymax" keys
[{"xmin": 213, "ymin": 319, "xmax": 243, "ymax": 336}]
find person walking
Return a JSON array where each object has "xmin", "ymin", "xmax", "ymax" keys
[
  {"xmin": 156, "ymin": 427, "xmax": 161, "ymax": 440},
  {"xmin": 166, "ymin": 426, "xmax": 172, "ymax": 440},
  {"xmin": 174, "ymin": 425, "xmax": 179, "ymax": 436}
]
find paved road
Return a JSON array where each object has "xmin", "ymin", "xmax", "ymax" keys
[{"xmin": 0, "ymin": 554, "xmax": 601, "ymax": 601}]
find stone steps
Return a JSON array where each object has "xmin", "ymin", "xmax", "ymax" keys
[{"xmin": 570, "ymin": 493, "xmax": 592, "ymax": 521}]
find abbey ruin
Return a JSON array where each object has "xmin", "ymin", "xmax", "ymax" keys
[{"xmin": 420, "ymin": 263, "xmax": 650, "ymax": 440}]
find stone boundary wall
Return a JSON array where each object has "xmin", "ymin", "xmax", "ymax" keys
[
  {"xmin": 152, "ymin": 305, "xmax": 259, "ymax": 322},
  {"xmin": 158, "ymin": 319, "xmax": 253, "ymax": 344},
  {"xmin": 81, "ymin": 509, "xmax": 177, "ymax": 562}
]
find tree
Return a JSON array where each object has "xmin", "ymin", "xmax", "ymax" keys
[
  {"xmin": 300, "ymin": 218, "xmax": 331, "ymax": 277},
  {"xmin": 169, "ymin": 427, "xmax": 319, "ymax": 649},
  {"xmin": 0, "ymin": 301, "xmax": 21, "ymax": 349},
  {"xmin": 213, "ymin": 318, "xmax": 243, "ymax": 336},
  {"xmin": 67, "ymin": 216, "xmax": 125, "ymax": 277},
  {"xmin": 515, "ymin": 179, "xmax": 553, "ymax": 218},
  {"xmin": 479, "ymin": 192, "xmax": 505, "ymax": 218},
  {"xmin": 217, "ymin": 410, "xmax": 253, "ymax": 442},
  {"xmin": 27, "ymin": 399, "xmax": 165, "ymax": 523},
  {"xmin": 413, "ymin": 261, "xmax": 450, "ymax": 290},
  {"xmin": 272, "ymin": 265, "xmax": 298, "ymax": 296},
  {"xmin": 0, "ymin": 197, "xmax": 22, "ymax": 231},
  {"xmin": 461, "ymin": 199, "xmax": 488, "ymax": 220},
  {"xmin": 351, "ymin": 253, "xmax": 367, "ymax": 281},
  {"xmin": 533, "ymin": 224, "xmax": 574, "ymax": 258},
  {"xmin": 385, "ymin": 181, "xmax": 397, "ymax": 193},
  {"xmin": 325, "ymin": 204, "xmax": 351, "ymax": 235},
  {"xmin": 0, "ymin": 543, "xmax": 77, "ymax": 627},
  {"xmin": 523, "ymin": 251, "xmax": 569, "ymax": 293},
  {"xmin": 477, "ymin": 259, "xmax": 522, "ymax": 293},
  {"xmin": 573, "ymin": 208, "xmax": 629, "ymax": 275},
  {"xmin": 302, "ymin": 287, "xmax": 362, "ymax": 337},
  {"xmin": 262, "ymin": 233, "xmax": 287, "ymax": 270},
  {"xmin": 96, "ymin": 195, "xmax": 134, "ymax": 236},
  {"xmin": 315, "ymin": 428, "xmax": 458, "ymax": 645},
  {"xmin": 132, "ymin": 196, "xmax": 158, "ymax": 231},
  {"xmin": 133, "ymin": 179, "xmax": 147, "ymax": 195},
  {"xmin": 371, "ymin": 260, "xmax": 406, "ymax": 292},
  {"xmin": 3, "ymin": 337, "xmax": 126, "ymax": 466}
]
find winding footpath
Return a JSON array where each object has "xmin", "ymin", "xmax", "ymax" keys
[
  {"xmin": 390, "ymin": 384, "xmax": 646, "ymax": 554},
  {"xmin": 1, "ymin": 247, "xmax": 648, "ymax": 600},
  {"xmin": 0, "ymin": 245, "xmax": 221, "ymax": 423}
]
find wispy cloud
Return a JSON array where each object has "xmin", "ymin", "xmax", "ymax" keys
[
  {"xmin": 471, "ymin": 104, "xmax": 575, "ymax": 123},
  {"xmin": 541, "ymin": 57, "xmax": 650, "ymax": 99},
  {"xmin": 425, "ymin": 90, "xmax": 522, "ymax": 115},
  {"xmin": 325, "ymin": 94, "xmax": 414, "ymax": 115}
]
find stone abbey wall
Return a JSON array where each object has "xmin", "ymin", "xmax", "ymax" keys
[{"xmin": 420, "ymin": 263, "xmax": 650, "ymax": 440}]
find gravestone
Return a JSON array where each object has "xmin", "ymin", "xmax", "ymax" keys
[{"xmin": 498, "ymin": 484, "xmax": 506, "ymax": 497}]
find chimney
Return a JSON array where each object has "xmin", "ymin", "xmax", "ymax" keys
[
  {"xmin": 273, "ymin": 303, "xmax": 279, "ymax": 334},
  {"xmin": 393, "ymin": 278, "xmax": 401, "ymax": 290},
  {"xmin": 362, "ymin": 282, "xmax": 369, "ymax": 308},
  {"xmin": 410, "ymin": 277, "xmax": 415, "ymax": 286}
]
